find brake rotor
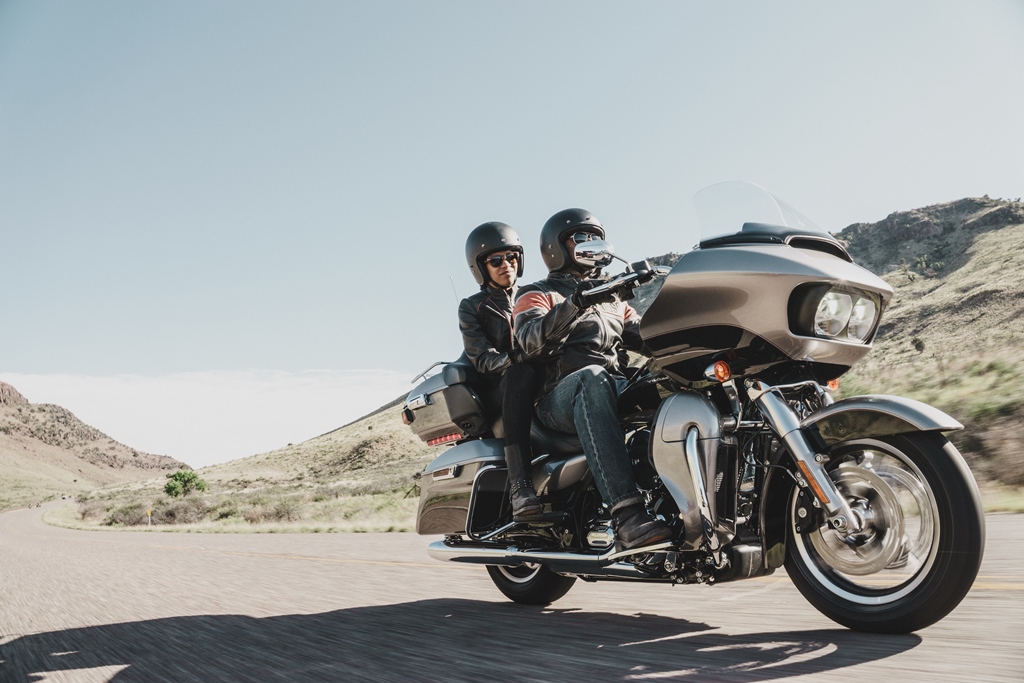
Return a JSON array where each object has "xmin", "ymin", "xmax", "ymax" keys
[{"xmin": 808, "ymin": 465, "xmax": 905, "ymax": 576}]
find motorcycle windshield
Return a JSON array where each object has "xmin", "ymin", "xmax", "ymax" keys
[{"xmin": 693, "ymin": 181, "xmax": 827, "ymax": 243}]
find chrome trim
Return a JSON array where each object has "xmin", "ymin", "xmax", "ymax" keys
[
  {"xmin": 411, "ymin": 361, "xmax": 448, "ymax": 384},
  {"xmin": 477, "ymin": 522, "xmax": 517, "ymax": 541},
  {"xmin": 426, "ymin": 539, "xmax": 674, "ymax": 575},
  {"xmin": 407, "ymin": 393, "xmax": 432, "ymax": 410},
  {"xmin": 685, "ymin": 428, "xmax": 721, "ymax": 553},
  {"xmin": 432, "ymin": 466, "xmax": 458, "ymax": 481},
  {"xmin": 465, "ymin": 464, "xmax": 502, "ymax": 542},
  {"xmin": 586, "ymin": 523, "xmax": 615, "ymax": 549}
]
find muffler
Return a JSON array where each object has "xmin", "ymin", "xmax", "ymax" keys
[{"xmin": 427, "ymin": 539, "xmax": 672, "ymax": 578}]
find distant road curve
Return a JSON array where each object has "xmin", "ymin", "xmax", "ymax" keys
[{"xmin": 1, "ymin": 504, "xmax": 1021, "ymax": 682}]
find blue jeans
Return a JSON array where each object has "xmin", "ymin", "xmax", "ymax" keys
[{"xmin": 535, "ymin": 365, "xmax": 643, "ymax": 510}]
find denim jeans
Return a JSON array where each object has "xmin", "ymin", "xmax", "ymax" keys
[{"xmin": 535, "ymin": 365, "xmax": 642, "ymax": 510}]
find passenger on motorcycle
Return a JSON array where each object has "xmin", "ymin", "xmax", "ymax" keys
[
  {"xmin": 459, "ymin": 222, "xmax": 545, "ymax": 520},
  {"xmin": 512, "ymin": 209, "xmax": 672, "ymax": 550}
]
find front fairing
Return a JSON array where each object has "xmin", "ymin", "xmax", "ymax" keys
[{"xmin": 640, "ymin": 183, "xmax": 893, "ymax": 383}]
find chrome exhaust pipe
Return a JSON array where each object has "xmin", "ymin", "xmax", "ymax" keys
[{"xmin": 427, "ymin": 539, "xmax": 672, "ymax": 577}]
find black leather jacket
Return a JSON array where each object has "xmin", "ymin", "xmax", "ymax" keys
[
  {"xmin": 458, "ymin": 285, "xmax": 517, "ymax": 378},
  {"xmin": 513, "ymin": 272, "xmax": 643, "ymax": 395}
]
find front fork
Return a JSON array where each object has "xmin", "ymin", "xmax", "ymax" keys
[{"xmin": 745, "ymin": 380, "xmax": 863, "ymax": 534}]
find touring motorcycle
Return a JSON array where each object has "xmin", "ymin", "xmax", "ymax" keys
[{"xmin": 401, "ymin": 182, "xmax": 984, "ymax": 633}]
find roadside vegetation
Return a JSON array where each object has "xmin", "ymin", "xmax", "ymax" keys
[{"xmin": 57, "ymin": 400, "xmax": 437, "ymax": 532}]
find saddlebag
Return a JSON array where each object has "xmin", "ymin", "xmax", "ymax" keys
[{"xmin": 416, "ymin": 439, "xmax": 508, "ymax": 535}]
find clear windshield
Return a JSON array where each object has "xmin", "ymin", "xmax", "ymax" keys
[{"xmin": 693, "ymin": 181, "xmax": 827, "ymax": 243}]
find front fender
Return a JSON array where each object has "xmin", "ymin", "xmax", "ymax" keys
[
  {"xmin": 801, "ymin": 394, "xmax": 962, "ymax": 447},
  {"xmin": 759, "ymin": 395, "xmax": 963, "ymax": 569}
]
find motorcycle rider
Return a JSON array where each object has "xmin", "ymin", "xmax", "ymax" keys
[
  {"xmin": 459, "ymin": 222, "xmax": 545, "ymax": 520},
  {"xmin": 512, "ymin": 209, "xmax": 672, "ymax": 550}
]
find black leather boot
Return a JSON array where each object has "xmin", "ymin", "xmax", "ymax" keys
[
  {"xmin": 613, "ymin": 502, "xmax": 672, "ymax": 550},
  {"xmin": 504, "ymin": 444, "xmax": 544, "ymax": 520}
]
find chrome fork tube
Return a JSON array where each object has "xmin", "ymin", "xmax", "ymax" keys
[{"xmin": 746, "ymin": 380, "xmax": 861, "ymax": 533}]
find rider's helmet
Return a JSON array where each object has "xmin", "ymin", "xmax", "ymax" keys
[
  {"xmin": 465, "ymin": 222, "xmax": 524, "ymax": 287},
  {"xmin": 539, "ymin": 208, "xmax": 605, "ymax": 272}
]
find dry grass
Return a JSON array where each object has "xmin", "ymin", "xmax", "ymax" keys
[
  {"xmin": 838, "ymin": 222, "xmax": 1024, "ymax": 489},
  {"xmin": 62, "ymin": 402, "xmax": 437, "ymax": 532}
]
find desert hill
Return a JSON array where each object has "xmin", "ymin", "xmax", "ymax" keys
[
  {"xmin": 0, "ymin": 381, "xmax": 186, "ymax": 511},
  {"xmin": 833, "ymin": 196, "xmax": 1024, "ymax": 487}
]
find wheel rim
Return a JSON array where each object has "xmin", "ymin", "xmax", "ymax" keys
[
  {"xmin": 791, "ymin": 438, "xmax": 940, "ymax": 605},
  {"xmin": 496, "ymin": 563, "xmax": 542, "ymax": 584}
]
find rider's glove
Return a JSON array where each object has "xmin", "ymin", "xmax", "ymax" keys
[{"xmin": 571, "ymin": 279, "xmax": 618, "ymax": 309}]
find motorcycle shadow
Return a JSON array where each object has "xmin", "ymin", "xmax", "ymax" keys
[{"xmin": 0, "ymin": 598, "xmax": 920, "ymax": 682}]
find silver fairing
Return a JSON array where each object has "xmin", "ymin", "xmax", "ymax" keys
[
  {"xmin": 640, "ymin": 242, "xmax": 893, "ymax": 383},
  {"xmin": 651, "ymin": 391, "xmax": 723, "ymax": 551}
]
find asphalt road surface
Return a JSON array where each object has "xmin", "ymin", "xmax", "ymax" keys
[{"xmin": 1, "ymin": 504, "xmax": 1021, "ymax": 682}]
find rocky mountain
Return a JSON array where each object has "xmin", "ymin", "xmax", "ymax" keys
[{"xmin": 0, "ymin": 381, "xmax": 186, "ymax": 511}]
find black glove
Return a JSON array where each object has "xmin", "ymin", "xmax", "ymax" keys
[{"xmin": 571, "ymin": 279, "xmax": 618, "ymax": 309}]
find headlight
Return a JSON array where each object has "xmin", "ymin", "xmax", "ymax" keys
[
  {"xmin": 814, "ymin": 292, "xmax": 853, "ymax": 337},
  {"xmin": 846, "ymin": 296, "xmax": 878, "ymax": 342},
  {"xmin": 790, "ymin": 284, "xmax": 883, "ymax": 344}
]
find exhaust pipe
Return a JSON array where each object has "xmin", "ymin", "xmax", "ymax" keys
[{"xmin": 427, "ymin": 539, "xmax": 672, "ymax": 578}]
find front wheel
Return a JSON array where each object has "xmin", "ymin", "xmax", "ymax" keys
[
  {"xmin": 486, "ymin": 563, "xmax": 577, "ymax": 605},
  {"xmin": 785, "ymin": 432, "xmax": 984, "ymax": 633}
]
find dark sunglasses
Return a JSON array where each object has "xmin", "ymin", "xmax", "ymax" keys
[
  {"xmin": 485, "ymin": 252, "xmax": 519, "ymax": 268},
  {"xmin": 570, "ymin": 232, "xmax": 599, "ymax": 244}
]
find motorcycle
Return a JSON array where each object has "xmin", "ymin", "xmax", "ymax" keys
[{"xmin": 401, "ymin": 182, "xmax": 984, "ymax": 633}]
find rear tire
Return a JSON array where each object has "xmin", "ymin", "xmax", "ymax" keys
[
  {"xmin": 486, "ymin": 564, "xmax": 577, "ymax": 605},
  {"xmin": 785, "ymin": 432, "xmax": 984, "ymax": 633}
]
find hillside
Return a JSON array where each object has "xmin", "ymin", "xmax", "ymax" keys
[
  {"xmin": 834, "ymin": 197, "xmax": 1024, "ymax": 488},
  {"xmin": 65, "ymin": 391, "xmax": 437, "ymax": 531},
  {"xmin": 0, "ymin": 382, "xmax": 186, "ymax": 511}
]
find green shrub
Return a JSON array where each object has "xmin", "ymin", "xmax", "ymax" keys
[{"xmin": 165, "ymin": 470, "xmax": 207, "ymax": 498}]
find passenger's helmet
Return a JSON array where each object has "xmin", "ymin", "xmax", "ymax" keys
[
  {"xmin": 539, "ymin": 208, "xmax": 605, "ymax": 272},
  {"xmin": 465, "ymin": 222, "xmax": 524, "ymax": 287}
]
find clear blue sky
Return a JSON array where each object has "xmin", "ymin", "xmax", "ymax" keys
[{"xmin": 2, "ymin": 1, "xmax": 1022, "ymax": 465}]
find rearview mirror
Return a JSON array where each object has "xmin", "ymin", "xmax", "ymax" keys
[{"xmin": 574, "ymin": 239, "xmax": 615, "ymax": 269}]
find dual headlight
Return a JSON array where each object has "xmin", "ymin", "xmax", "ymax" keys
[{"xmin": 790, "ymin": 285, "xmax": 883, "ymax": 344}]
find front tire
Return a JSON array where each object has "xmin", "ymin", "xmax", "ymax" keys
[
  {"xmin": 785, "ymin": 432, "xmax": 984, "ymax": 633},
  {"xmin": 486, "ymin": 564, "xmax": 577, "ymax": 605}
]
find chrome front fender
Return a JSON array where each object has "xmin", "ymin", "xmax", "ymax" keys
[{"xmin": 801, "ymin": 394, "xmax": 963, "ymax": 447}]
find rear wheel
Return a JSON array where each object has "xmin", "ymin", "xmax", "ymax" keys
[
  {"xmin": 485, "ymin": 563, "xmax": 577, "ymax": 605},
  {"xmin": 785, "ymin": 432, "xmax": 984, "ymax": 633}
]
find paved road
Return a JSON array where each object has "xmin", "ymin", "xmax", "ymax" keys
[{"xmin": 1, "ymin": 504, "xmax": 1021, "ymax": 682}]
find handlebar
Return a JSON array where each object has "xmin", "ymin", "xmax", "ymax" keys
[{"xmin": 585, "ymin": 262, "xmax": 666, "ymax": 300}]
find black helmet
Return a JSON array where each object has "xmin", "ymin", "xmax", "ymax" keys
[
  {"xmin": 539, "ymin": 208, "xmax": 605, "ymax": 272},
  {"xmin": 465, "ymin": 222, "xmax": 524, "ymax": 287}
]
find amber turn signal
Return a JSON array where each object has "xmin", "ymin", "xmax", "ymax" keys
[
  {"xmin": 827, "ymin": 379, "xmax": 840, "ymax": 391},
  {"xmin": 713, "ymin": 361, "xmax": 731, "ymax": 383}
]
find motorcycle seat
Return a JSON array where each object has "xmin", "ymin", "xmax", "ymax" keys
[{"xmin": 529, "ymin": 420, "xmax": 583, "ymax": 458}]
